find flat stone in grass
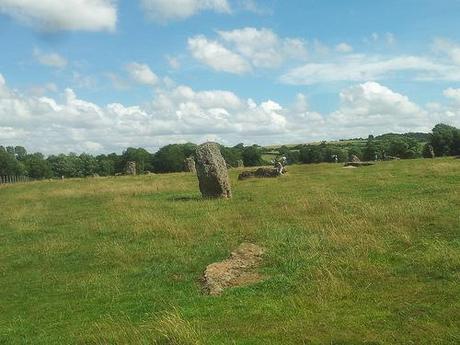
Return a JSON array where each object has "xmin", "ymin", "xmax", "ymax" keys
[
  {"xmin": 203, "ymin": 243, "xmax": 265, "ymax": 296},
  {"xmin": 344, "ymin": 161, "xmax": 375, "ymax": 167},
  {"xmin": 238, "ymin": 167, "xmax": 282, "ymax": 180},
  {"xmin": 195, "ymin": 142, "xmax": 232, "ymax": 198}
]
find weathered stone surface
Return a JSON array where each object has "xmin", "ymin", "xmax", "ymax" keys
[
  {"xmin": 125, "ymin": 161, "xmax": 136, "ymax": 175},
  {"xmin": 184, "ymin": 157, "xmax": 196, "ymax": 173},
  {"xmin": 203, "ymin": 243, "xmax": 265, "ymax": 296},
  {"xmin": 238, "ymin": 167, "xmax": 281, "ymax": 180},
  {"xmin": 350, "ymin": 155, "xmax": 361, "ymax": 163},
  {"xmin": 195, "ymin": 142, "xmax": 232, "ymax": 198},
  {"xmin": 236, "ymin": 159, "xmax": 244, "ymax": 168}
]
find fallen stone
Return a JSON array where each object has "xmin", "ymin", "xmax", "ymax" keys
[
  {"xmin": 344, "ymin": 161, "xmax": 375, "ymax": 167},
  {"xmin": 195, "ymin": 142, "xmax": 232, "ymax": 198},
  {"xmin": 203, "ymin": 243, "xmax": 265, "ymax": 296},
  {"xmin": 238, "ymin": 167, "xmax": 282, "ymax": 180}
]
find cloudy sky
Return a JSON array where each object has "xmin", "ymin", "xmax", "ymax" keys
[{"xmin": 0, "ymin": 0, "xmax": 460, "ymax": 154}]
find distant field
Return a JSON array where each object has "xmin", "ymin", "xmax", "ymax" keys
[{"xmin": 1, "ymin": 159, "xmax": 459, "ymax": 344}]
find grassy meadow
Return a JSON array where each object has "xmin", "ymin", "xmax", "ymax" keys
[{"xmin": 0, "ymin": 158, "xmax": 459, "ymax": 344}]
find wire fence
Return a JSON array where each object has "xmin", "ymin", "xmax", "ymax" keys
[{"xmin": 0, "ymin": 176, "xmax": 32, "ymax": 185}]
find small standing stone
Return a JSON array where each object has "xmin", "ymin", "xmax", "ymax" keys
[
  {"xmin": 236, "ymin": 159, "xmax": 244, "ymax": 168},
  {"xmin": 125, "ymin": 161, "xmax": 136, "ymax": 175},
  {"xmin": 184, "ymin": 157, "xmax": 196, "ymax": 173},
  {"xmin": 195, "ymin": 142, "xmax": 232, "ymax": 198}
]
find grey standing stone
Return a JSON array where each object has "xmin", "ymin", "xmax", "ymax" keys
[
  {"xmin": 195, "ymin": 142, "xmax": 232, "ymax": 198},
  {"xmin": 126, "ymin": 161, "xmax": 136, "ymax": 175},
  {"xmin": 184, "ymin": 156, "xmax": 196, "ymax": 173},
  {"xmin": 236, "ymin": 159, "xmax": 244, "ymax": 168}
]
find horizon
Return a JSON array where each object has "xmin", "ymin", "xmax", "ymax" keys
[{"xmin": 1, "ymin": 0, "xmax": 460, "ymax": 154}]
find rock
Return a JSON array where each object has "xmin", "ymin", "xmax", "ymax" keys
[
  {"xmin": 125, "ymin": 161, "xmax": 136, "ymax": 175},
  {"xmin": 184, "ymin": 157, "xmax": 196, "ymax": 173},
  {"xmin": 195, "ymin": 142, "xmax": 232, "ymax": 198},
  {"xmin": 384, "ymin": 156, "xmax": 401, "ymax": 161},
  {"xmin": 350, "ymin": 155, "xmax": 361, "ymax": 163},
  {"xmin": 238, "ymin": 167, "xmax": 281, "ymax": 180},
  {"xmin": 344, "ymin": 161, "xmax": 375, "ymax": 167},
  {"xmin": 236, "ymin": 159, "xmax": 244, "ymax": 168},
  {"xmin": 203, "ymin": 243, "xmax": 265, "ymax": 296}
]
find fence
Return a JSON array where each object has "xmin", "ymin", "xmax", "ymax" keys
[{"xmin": 0, "ymin": 176, "xmax": 31, "ymax": 185}]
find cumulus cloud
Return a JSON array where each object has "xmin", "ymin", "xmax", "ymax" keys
[
  {"xmin": 188, "ymin": 35, "xmax": 251, "ymax": 74},
  {"xmin": 329, "ymin": 82, "xmax": 429, "ymax": 135},
  {"xmin": 280, "ymin": 55, "xmax": 460, "ymax": 85},
  {"xmin": 432, "ymin": 38, "xmax": 460, "ymax": 65},
  {"xmin": 188, "ymin": 28, "xmax": 307, "ymax": 72},
  {"xmin": 140, "ymin": 0, "xmax": 230, "ymax": 22},
  {"xmin": 1, "ymin": 73, "xmax": 457, "ymax": 154},
  {"xmin": 217, "ymin": 27, "xmax": 307, "ymax": 68},
  {"xmin": 335, "ymin": 42, "xmax": 353, "ymax": 53},
  {"xmin": 0, "ymin": 0, "xmax": 116, "ymax": 32},
  {"xmin": 0, "ymin": 73, "xmax": 290, "ymax": 153},
  {"xmin": 443, "ymin": 88, "xmax": 460, "ymax": 103},
  {"xmin": 33, "ymin": 49, "xmax": 67, "ymax": 68},
  {"xmin": 125, "ymin": 62, "xmax": 158, "ymax": 86}
]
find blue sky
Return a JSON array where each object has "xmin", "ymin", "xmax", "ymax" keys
[{"xmin": 0, "ymin": 0, "xmax": 460, "ymax": 153}]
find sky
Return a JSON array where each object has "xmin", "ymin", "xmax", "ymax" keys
[{"xmin": 0, "ymin": 0, "xmax": 460, "ymax": 154}]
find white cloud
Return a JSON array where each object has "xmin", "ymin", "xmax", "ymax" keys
[
  {"xmin": 33, "ymin": 49, "xmax": 67, "ymax": 68},
  {"xmin": 188, "ymin": 35, "xmax": 251, "ymax": 74},
  {"xmin": 140, "ymin": 0, "xmax": 230, "ymax": 22},
  {"xmin": 217, "ymin": 27, "xmax": 307, "ymax": 68},
  {"xmin": 443, "ymin": 88, "xmax": 460, "ymax": 103},
  {"xmin": 432, "ymin": 38, "xmax": 460, "ymax": 65},
  {"xmin": 188, "ymin": 28, "xmax": 307, "ymax": 72},
  {"xmin": 166, "ymin": 55, "xmax": 181, "ymax": 70},
  {"xmin": 280, "ymin": 55, "xmax": 460, "ymax": 85},
  {"xmin": 0, "ymin": 0, "xmax": 116, "ymax": 32},
  {"xmin": 238, "ymin": 0, "xmax": 272, "ymax": 15},
  {"xmin": 335, "ymin": 42, "xmax": 353, "ymax": 53},
  {"xmin": 125, "ymin": 62, "xmax": 158, "ymax": 86},
  {"xmin": 329, "ymin": 82, "xmax": 429, "ymax": 135},
  {"xmin": 1, "ymin": 73, "xmax": 458, "ymax": 154}
]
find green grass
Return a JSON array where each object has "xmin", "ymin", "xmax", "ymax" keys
[{"xmin": 1, "ymin": 158, "xmax": 459, "ymax": 344}]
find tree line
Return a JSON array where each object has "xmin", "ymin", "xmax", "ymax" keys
[{"xmin": 1, "ymin": 123, "xmax": 458, "ymax": 180}]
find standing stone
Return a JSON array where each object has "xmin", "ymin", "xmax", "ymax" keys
[
  {"xmin": 236, "ymin": 159, "xmax": 244, "ymax": 168},
  {"xmin": 184, "ymin": 156, "xmax": 196, "ymax": 173},
  {"xmin": 125, "ymin": 161, "xmax": 136, "ymax": 175},
  {"xmin": 195, "ymin": 142, "xmax": 232, "ymax": 198},
  {"xmin": 428, "ymin": 145, "xmax": 435, "ymax": 159},
  {"xmin": 350, "ymin": 155, "xmax": 361, "ymax": 163}
]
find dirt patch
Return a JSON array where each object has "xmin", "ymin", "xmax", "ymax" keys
[{"xmin": 203, "ymin": 243, "xmax": 265, "ymax": 296}]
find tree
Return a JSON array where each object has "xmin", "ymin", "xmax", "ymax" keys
[
  {"xmin": 242, "ymin": 145, "xmax": 264, "ymax": 167},
  {"xmin": 363, "ymin": 136, "xmax": 379, "ymax": 161},
  {"xmin": 0, "ymin": 149, "xmax": 25, "ymax": 176},
  {"xmin": 152, "ymin": 144, "xmax": 196, "ymax": 173},
  {"xmin": 120, "ymin": 147, "xmax": 153, "ymax": 174},
  {"xmin": 431, "ymin": 124, "xmax": 458, "ymax": 156},
  {"xmin": 23, "ymin": 153, "xmax": 52, "ymax": 179}
]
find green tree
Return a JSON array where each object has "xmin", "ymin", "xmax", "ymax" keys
[
  {"xmin": 242, "ymin": 145, "xmax": 264, "ymax": 167},
  {"xmin": 23, "ymin": 153, "xmax": 52, "ymax": 179}
]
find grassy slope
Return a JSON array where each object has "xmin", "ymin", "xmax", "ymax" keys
[{"xmin": 0, "ymin": 159, "xmax": 459, "ymax": 344}]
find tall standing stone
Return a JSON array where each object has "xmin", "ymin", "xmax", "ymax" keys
[
  {"xmin": 195, "ymin": 142, "xmax": 232, "ymax": 198},
  {"xmin": 184, "ymin": 157, "xmax": 196, "ymax": 173},
  {"xmin": 125, "ymin": 161, "xmax": 136, "ymax": 175}
]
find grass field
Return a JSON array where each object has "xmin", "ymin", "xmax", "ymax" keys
[{"xmin": 1, "ymin": 159, "xmax": 459, "ymax": 344}]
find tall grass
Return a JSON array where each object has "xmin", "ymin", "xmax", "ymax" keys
[{"xmin": 0, "ymin": 158, "xmax": 459, "ymax": 344}]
